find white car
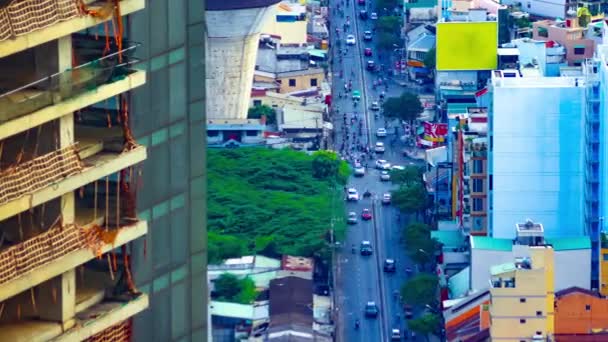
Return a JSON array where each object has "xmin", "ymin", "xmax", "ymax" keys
[
  {"xmin": 363, "ymin": 30, "xmax": 373, "ymax": 41},
  {"xmin": 375, "ymin": 142, "xmax": 385, "ymax": 153},
  {"xmin": 347, "ymin": 212, "xmax": 358, "ymax": 224},
  {"xmin": 375, "ymin": 159, "xmax": 391, "ymax": 170},
  {"xmin": 354, "ymin": 165, "xmax": 365, "ymax": 177},
  {"xmin": 347, "ymin": 188, "xmax": 359, "ymax": 201},
  {"xmin": 370, "ymin": 12, "xmax": 378, "ymax": 20},
  {"xmin": 370, "ymin": 101, "xmax": 380, "ymax": 111},
  {"xmin": 346, "ymin": 34, "xmax": 356, "ymax": 45},
  {"xmin": 391, "ymin": 328, "xmax": 401, "ymax": 340},
  {"xmin": 380, "ymin": 171, "xmax": 390, "ymax": 181},
  {"xmin": 382, "ymin": 193, "xmax": 391, "ymax": 204},
  {"xmin": 376, "ymin": 128, "xmax": 387, "ymax": 137}
]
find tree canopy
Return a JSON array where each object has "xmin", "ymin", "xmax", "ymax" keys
[
  {"xmin": 423, "ymin": 47, "xmax": 436, "ymax": 70},
  {"xmin": 390, "ymin": 165, "xmax": 423, "ymax": 186},
  {"xmin": 391, "ymin": 182, "xmax": 429, "ymax": 215},
  {"xmin": 312, "ymin": 150, "xmax": 349, "ymax": 183},
  {"xmin": 248, "ymin": 104, "xmax": 276, "ymax": 124},
  {"xmin": 376, "ymin": 0, "xmax": 400, "ymax": 10},
  {"xmin": 376, "ymin": 16, "xmax": 402, "ymax": 33},
  {"xmin": 207, "ymin": 148, "xmax": 348, "ymax": 263},
  {"xmin": 213, "ymin": 273, "xmax": 258, "ymax": 304},
  {"xmin": 409, "ymin": 313, "xmax": 441, "ymax": 338},
  {"xmin": 401, "ymin": 273, "xmax": 439, "ymax": 307},
  {"xmin": 403, "ymin": 222, "xmax": 440, "ymax": 266},
  {"xmin": 382, "ymin": 92, "xmax": 423, "ymax": 123}
]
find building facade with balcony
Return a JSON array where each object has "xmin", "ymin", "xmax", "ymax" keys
[
  {"xmin": 489, "ymin": 244, "xmax": 555, "ymax": 341},
  {"xmin": 554, "ymin": 287, "xmax": 608, "ymax": 339},
  {"xmin": 0, "ymin": 0, "xmax": 207, "ymax": 341},
  {"xmin": 533, "ymin": 18, "xmax": 597, "ymax": 66}
]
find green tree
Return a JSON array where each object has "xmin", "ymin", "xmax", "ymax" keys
[
  {"xmin": 391, "ymin": 182, "xmax": 429, "ymax": 216},
  {"xmin": 401, "ymin": 273, "xmax": 439, "ymax": 307},
  {"xmin": 214, "ymin": 274, "xmax": 258, "ymax": 304},
  {"xmin": 376, "ymin": 16, "xmax": 402, "ymax": 33},
  {"xmin": 404, "ymin": 222, "xmax": 440, "ymax": 266},
  {"xmin": 390, "ymin": 165, "xmax": 422, "ymax": 185},
  {"xmin": 383, "ymin": 92, "xmax": 423, "ymax": 125},
  {"xmin": 376, "ymin": 0, "xmax": 400, "ymax": 10},
  {"xmin": 423, "ymin": 47, "xmax": 436, "ymax": 70},
  {"xmin": 409, "ymin": 313, "xmax": 441, "ymax": 341},
  {"xmin": 312, "ymin": 150, "xmax": 342, "ymax": 181},
  {"xmin": 377, "ymin": 32, "xmax": 401, "ymax": 51},
  {"xmin": 248, "ymin": 104, "xmax": 276, "ymax": 124},
  {"xmin": 208, "ymin": 232, "xmax": 247, "ymax": 264}
]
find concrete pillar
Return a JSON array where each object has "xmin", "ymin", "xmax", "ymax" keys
[
  {"xmin": 205, "ymin": 5, "xmax": 277, "ymax": 120},
  {"xmin": 37, "ymin": 269, "xmax": 76, "ymax": 329},
  {"xmin": 37, "ymin": 35, "xmax": 76, "ymax": 329}
]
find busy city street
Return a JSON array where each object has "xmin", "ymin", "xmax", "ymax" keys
[{"xmin": 329, "ymin": 0, "xmax": 429, "ymax": 341}]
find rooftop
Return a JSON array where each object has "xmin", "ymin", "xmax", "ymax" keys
[
  {"xmin": 269, "ymin": 276, "xmax": 313, "ymax": 326},
  {"xmin": 257, "ymin": 47, "xmax": 309, "ymax": 74},
  {"xmin": 448, "ymin": 266, "xmax": 471, "ymax": 299},
  {"xmin": 432, "ymin": 230, "xmax": 467, "ymax": 249},
  {"xmin": 490, "ymin": 262, "xmax": 516, "ymax": 276},
  {"xmin": 471, "ymin": 235, "xmax": 591, "ymax": 251},
  {"xmin": 282, "ymin": 255, "xmax": 314, "ymax": 272},
  {"xmin": 408, "ymin": 34, "xmax": 436, "ymax": 52}
]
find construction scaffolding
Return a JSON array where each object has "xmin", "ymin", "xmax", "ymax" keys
[{"xmin": 0, "ymin": 0, "xmax": 79, "ymax": 42}]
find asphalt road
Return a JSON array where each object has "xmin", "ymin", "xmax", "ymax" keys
[{"xmin": 329, "ymin": 1, "xmax": 427, "ymax": 341}]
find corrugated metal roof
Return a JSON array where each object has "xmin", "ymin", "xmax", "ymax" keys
[
  {"xmin": 471, "ymin": 236, "xmax": 513, "ymax": 251},
  {"xmin": 408, "ymin": 34, "xmax": 436, "ymax": 52}
]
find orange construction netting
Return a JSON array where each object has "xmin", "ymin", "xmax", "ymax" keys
[
  {"xmin": 87, "ymin": 319, "xmax": 132, "ymax": 342},
  {"xmin": 0, "ymin": 0, "xmax": 80, "ymax": 42},
  {"xmin": 0, "ymin": 144, "xmax": 83, "ymax": 205}
]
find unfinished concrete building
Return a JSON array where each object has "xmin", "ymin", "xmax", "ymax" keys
[{"xmin": 0, "ymin": 0, "xmax": 149, "ymax": 340}]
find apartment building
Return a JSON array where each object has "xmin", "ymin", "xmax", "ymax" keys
[
  {"xmin": 0, "ymin": 0, "xmax": 207, "ymax": 341},
  {"xmin": 489, "ymin": 244, "xmax": 555, "ymax": 341},
  {"xmin": 533, "ymin": 18, "xmax": 596, "ymax": 66}
]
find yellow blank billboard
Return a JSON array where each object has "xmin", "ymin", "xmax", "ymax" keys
[{"xmin": 436, "ymin": 22, "xmax": 498, "ymax": 71}]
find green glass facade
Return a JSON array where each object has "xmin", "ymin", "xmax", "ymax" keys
[{"xmin": 128, "ymin": 1, "xmax": 207, "ymax": 341}]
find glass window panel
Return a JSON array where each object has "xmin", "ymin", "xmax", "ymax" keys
[
  {"xmin": 151, "ymin": 143, "xmax": 170, "ymax": 200},
  {"xmin": 191, "ymin": 274, "xmax": 206, "ymax": 329},
  {"xmin": 188, "ymin": 45, "xmax": 205, "ymax": 102},
  {"xmin": 150, "ymin": 1, "xmax": 168, "ymax": 56},
  {"xmin": 169, "ymin": 0, "xmax": 186, "ymax": 48},
  {"xmin": 152, "ymin": 289, "xmax": 171, "ymax": 342},
  {"xmin": 169, "ymin": 62, "xmax": 187, "ymax": 121},
  {"xmin": 190, "ymin": 197, "xmax": 206, "ymax": 253},
  {"xmin": 171, "ymin": 134, "xmax": 187, "ymax": 193},
  {"xmin": 132, "ymin": 226, "xmax": 153, "ymax": 284},
  {"xmin": 152, "ymin": 214, "xmax": 172, "ymax": 271},
  {"xmin": 189, "ymin": 125, "xmax": 206, "ymax": 177},
  {"xmin": 169, "ymin": 47, "xmax": 185, "ymax": 65},
  {"xmin": 189, "ymin": 100, "xmax": 205, "ymax": 123},
  {"xmin": 133, "ymin": 303, "xmax": 154, "ymax": 341},
  {"xmin": 151, "ymin": 69, "xmax": 170, "ymax": 128},
  {"xmin": 188, "ymin": 0, "xmax": 204, "ymax": 24},
  {"xmin": 172, "ymin": 281, "xmax": 188, "ymax": 339},
  {"xmin": 171, "ymin": 208, "xmax": 188, "ymax": 265},
  {"xmin": 191, "ymin": 252, "xmax": 205, "ymax": 275}
]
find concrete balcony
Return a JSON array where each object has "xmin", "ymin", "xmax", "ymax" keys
[
  {"xmin": 0, "ymin": 0, "xmax": 145, "ymax": 59},
  {"xmin": 0, "ymin": 48, "xmax": 145, "ymax": 141},
  {"xmin": 0, "ymin": 218, "xmax": 147, "ymax": 303},
  {"xmin": 0, "ymin": 144, "xmax": 147, "ymax": 222},
  {"xmin": 0, "ymin": 286, "xmax": 147, "ymax": 342}
]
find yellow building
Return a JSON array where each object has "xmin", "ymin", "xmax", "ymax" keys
[
  {"xmin": 262, "ymin": 1, "xmax": 308, "ymax": 45},
  {"xmin": 601, "ymin": 246, "xmax": 608, "ymax": 296},
  {"xmin": 489, "ymin": 246, "xmax": 555, "ymax": 342},
  {"xmin": 0, "ymin": 0, "xmax": 149, "ymax": 340}
]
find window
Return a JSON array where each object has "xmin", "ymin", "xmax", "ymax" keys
[
  {"xmin": 245, "ymin": 130, "xmax": 258, "ymax": 137},
  {"xmin": 603, "ymin": 254, "xmax": 608, "ymax": 261},
  {"xmin": 489, "ymin": 175, "xmax": 493, "ymax": 191},
  {"xmin": 310, "ymin": 78, "xmax": 318, "ymax": 87},
  {"xmin": 520, "ymin": 298, "xmax": 527, "ymax": 303},
  {"xmin": 472, "ymin": 179, "xmax": 483, "ymax": 192},
  {"xmin": 538, "ymin": 27, "xmax": 548, "ymax": 38},
  {"xmin": 520, "ymin": 319, "xmax": 526, "ymax": 324},
  {"xmin": 574, "ymin": 47, "xmax": 585, "ymax": 55},
  {"xmin": 536, "ymin": 331, "xmax": 542, "ymax": 335},
  {"xmin": 473, "ymin": 160, "xmax": 483, "ymax": 173},
  {"xmin": 536, "ymin": 311, "xmax": 542, "ymax": 316},
  {"xmin": 289, "ymin": 79, "xmax": 296, "ymax": 87},
  {"xmin": 253, "ymin": 99, "xmax": 262, "ymax": 106},
  {"xmin": 207, "ymin": 130, "xmax": 219, "ymax": 137},
  {"xmin": 473, "ymin": 198, "xmax": 483, "ymax": 211},
  {"xmin": 586, "ymin": 304, "xmax": 591, "ymax": 311}
]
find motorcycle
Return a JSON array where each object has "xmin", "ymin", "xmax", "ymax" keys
[{"xmin": 355, "ymin": 319, "xmax": 360, "ymax": 330}]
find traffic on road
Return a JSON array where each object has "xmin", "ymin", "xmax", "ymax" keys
[{"xmin": 330, "ymin": 0, "xmax": 432, "ymax": 341}]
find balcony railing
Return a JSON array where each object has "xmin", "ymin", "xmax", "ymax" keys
[
  {"xmin": 0, "ymin": 44, "xmax": 140, "ymax": 123},
  {"xmin": 0, "ymin": 0, "xmax": 80, "ymax": 42}
]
